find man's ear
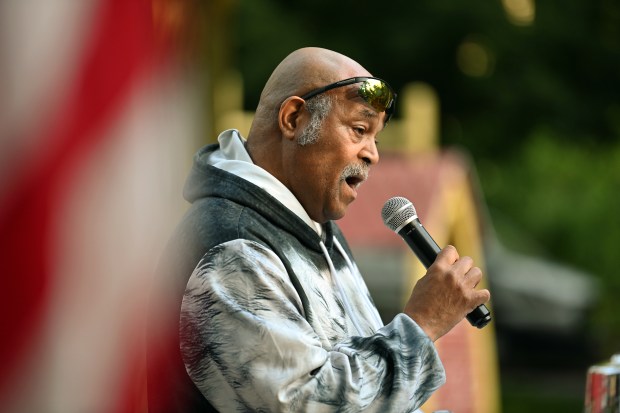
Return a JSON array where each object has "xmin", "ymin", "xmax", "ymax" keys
[{"xmin": 278, "ymin": 96, "xmax": 306, "ymax": 141}]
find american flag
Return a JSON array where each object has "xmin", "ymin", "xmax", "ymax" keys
[{"xmin": 0, "ymin": 1, "xmax": 202, "ymax": 411}]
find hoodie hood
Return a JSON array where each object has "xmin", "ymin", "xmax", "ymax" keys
[
  {"xmin": 182, "ymin": 132, "xmax": 336, "ymax": 252},
  {"xmin": 184, "ymin": 130, "xmax": 323, "ymax": 236}
]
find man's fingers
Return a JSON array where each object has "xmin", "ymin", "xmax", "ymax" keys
[
  {"xmin": 472, "ymin": 288, "xmax": 491, "ymax": 305},
  {"xmin": 451, "ymin": 255, "xmax": 474, "ymax": 274},
  {"xmin": 436, "ymin": 244, "xmax": 459, "ymax": 265},
  {"xmin": 433, "ymin": 245, "xmax": 490, "ymax": 307},
  {"xmin": 463, "ymin": 265, "xmax": 483, "ymax": 288}
]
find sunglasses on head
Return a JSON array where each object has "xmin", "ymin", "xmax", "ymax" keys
[{"xmin": 300, "ymin": 76, "xmax": 397, "ymax": 125}]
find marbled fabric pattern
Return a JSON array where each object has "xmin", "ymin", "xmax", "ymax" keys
[{"xmin": 180, "ymin": 239, "xmax": 444, "ymax": 412}]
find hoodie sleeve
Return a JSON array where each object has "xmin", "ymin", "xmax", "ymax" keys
[{"xmin": 180, "ymin": 239, "xmax": 445, "ymax": 412}]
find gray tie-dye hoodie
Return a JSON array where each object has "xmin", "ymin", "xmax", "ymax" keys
[{"xmin": 168, "ymin": 131, "xmax": 445, "ymax": 412}]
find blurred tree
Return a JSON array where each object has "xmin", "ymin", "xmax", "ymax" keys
[{"xmin": 236, "ymin": 0, "xmax": 620, "ymax": 154}]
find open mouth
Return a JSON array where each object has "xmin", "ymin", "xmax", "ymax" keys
[
  {"xmin": 341, "ymin": 162, "xmax": 369, "ymax": 192},
  {"xmin": 345, "ymin": 175, "xmax": 364, "ymax": 189}
]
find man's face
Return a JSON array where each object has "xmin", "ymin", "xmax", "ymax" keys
[{"xmin": 286, "ymin": 91, "xmax": 385, "ymax": 223}]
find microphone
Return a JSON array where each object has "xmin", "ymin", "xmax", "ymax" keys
[{"xmin": 381, "ymin": 196, "xmax": 492, "ymax": 329}]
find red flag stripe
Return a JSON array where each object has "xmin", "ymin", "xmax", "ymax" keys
[{"xmin": 0, "ymin": 0, "xmax": 159, "ymax": 404}]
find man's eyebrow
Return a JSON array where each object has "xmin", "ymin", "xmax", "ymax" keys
[{"xmin": 357, "ymin": 108, "xmax": 378, "ymax": 119}]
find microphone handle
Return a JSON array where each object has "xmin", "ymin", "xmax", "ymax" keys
[{"xmin": 398, "ymin": 220, "xmax": 492, "ymax": 329}]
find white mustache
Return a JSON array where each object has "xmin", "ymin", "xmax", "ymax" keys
[{"xmin": 341, "ymin": 162, "xmax": 370, "ymax": 182}]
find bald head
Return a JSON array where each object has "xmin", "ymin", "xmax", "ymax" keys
[{"xmin": 247, "ymin": 47, "xmax": 372, "ymax": 139}]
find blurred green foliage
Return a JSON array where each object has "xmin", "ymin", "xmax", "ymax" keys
[
  {"xmin": 231, "ymin": 0, "xmax": 620, "ymax": 410},
  {"xmin": 482, "ymin": 130, "xmax": 620, "ymax": 347}
]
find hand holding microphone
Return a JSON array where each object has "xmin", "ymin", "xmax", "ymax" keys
[{"xmin": 382, "ymin": 196, "xmax": 491, "ymax": 341}]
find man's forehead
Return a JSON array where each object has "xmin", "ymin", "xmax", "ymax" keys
[
  {"xmin": 346, "ymin": 94, "xmax": 382, "ymax": 120},
  {"xmin": 340, "ymin": 86, "xmax": 379, "ymax": 115}
]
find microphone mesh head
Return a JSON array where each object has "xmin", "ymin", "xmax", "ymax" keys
[{"xmin": 381, "ymin": 196, "xmax": 418, "ymax": 232}]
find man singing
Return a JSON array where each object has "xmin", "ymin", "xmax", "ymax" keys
[{"xmin": 147, "ymin": 47, "xmax": 490, "ymax": 412}]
